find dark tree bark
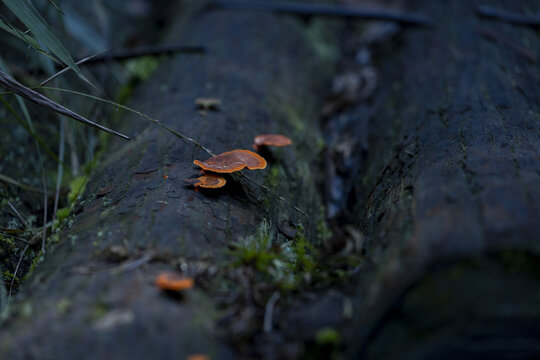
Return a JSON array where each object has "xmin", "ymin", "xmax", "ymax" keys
[
  {"xmin": 2, "ymin": 0, "xmax": 539, "ymax": 358},
  {"xmin": 341, "ymin": 0, "xmax": 540, "ymax": 358},
  {"xmin": 0, "ymin": 4, "xmax": 339, "ymax": 359}
]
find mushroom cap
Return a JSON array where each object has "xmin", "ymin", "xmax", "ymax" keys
[
  {"xmin": 155, "ymin": 272, "xmax": 194, "ymax": 291},
  {"xmin": 194, "ymin": 150, "xmax": 267, "ymax": 173},
  {"xmin": 186, "ymin": 355, "xmax": 210, "ymax": 360},
  {"xmin": 195, "ymin": 97, "xmax": 221, "ymax": 110},
  {"xmin": 253, "ymin": 134, "xmax": 292, "ymax": 147},
  {"xmin": 184, "ymin": 174, "xmax": 226, "ymax": 189}
]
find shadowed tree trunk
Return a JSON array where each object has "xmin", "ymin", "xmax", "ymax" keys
[
  {"xmin": 341, "ymin": 0, "xmax": 540, "ymax": 358},
  {"xmin": 0, "ymin": 3, "xmax": 339, "ymax": 359}
]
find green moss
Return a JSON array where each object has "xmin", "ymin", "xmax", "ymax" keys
[
  {"xmin": 89, "ymin": 302, "xmax": 109, "ymax": 322},
  {"xmin": 56, "ymin": 298, "xmax": 72, "ymax": 315},
  {"xmin": 265, "ymin": 165, "xmax": 284, "ymax": 190},
  {"xmin": 316, "ymin": 206, "xmax": 332, "ymax": 243},
  {"xmin": 316, "ymin": 135, "xmax": 326, "ymax": 152},
  {"xmin": 229, "ymin": 220, "xmax": 317, "ymax": 290},
  {"xmin": 56, "ymin": 207, "xmax": 70, "ymax": 222},
  {"xmin": 315, "ymin": 327, "xmax": 341, "ymax": 346},
  {"xmin": 24, "ymin": 250, "xmax": 44, "ymax": 280},
  {"xmin": 68, "ymin": 175, "xmax": 87, "ymax": 203},
  {"xmin": 304, "ymin": 19, "xmax": 339, "ymax": 63},
  {"xmin": 3, "ymin": 270, "xmax": 16, "ymax": 282},
  {"xmin": 0, "ymin": 235, "xmax": 16, "ymax": 251},
  {"xmin": 125, "ymin": 56, "xmax": 161, "ymax": 81},
  {"xmin": 290, "ymin": 230, "xmax": 317, "ymax": 275},
  {"xmin": 229, "ymin": 220, "xmax": 274, "ymax": 270},
  {"xmin": 53, "ymin": 207, "xmax": 71, "ymax": 229}
]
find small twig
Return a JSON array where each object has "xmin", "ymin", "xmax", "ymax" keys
[
  {"xmin": 0, "ymin": 174, "xmax": 41, "ymax": 192},
  {"xmin": 207, "ymin": 0, "xmax": 433, "ymax": 27},
  {"xmin": 73, "ymin": 253, "xmax": 154, "ymax": 275},
  {"xmin": 26, "ymin": 221, "xmax": 54, "ymax": 236},
  {"xmin": 39, "ymin": 49, "xmax": 108, "ymax": 87},
  {"xmin": 263, "ymin": 291, "xmax": 280, "ymax": 333},
  {"xmin": 0, "ymin": 71, "xmax": 129, "ymax": 140},
  {"xmin": 7, "ymin": 241, "xmax": 30, "ymax": 303},
  {"xmin": 0, "ymin": 232, "xmax": 30, "ymax": 244},
  {"xmin": 0, "ymin": 173, "xmax": 42, "ymax": 193},
  {"xmin": 476, "ymin": 5, "xmax": 540, "ymax": 27},
  {"xmin": 75, "ymin": 44, "xmax": 206, "ymax": 64},
  {"xmin": 7, "ymin": 201, "xmax": 29, "ymax": 228},
  {"xmin": 40, "ymin": 86, "xmax": 215, "ymax": 156},
  {"xmin": 111, "ymin": 253, "xmax": 153, "ymax": 274},
  {"xmin": 47, "ymin": 0, "xmax": 64, "ymax": 15},
  {"xmin": 7, "ymin": 223, "xmax": 54, "ymax": 303},
  {"xmin": 39, "ymin": 45, "xmax": 205, "ymax": 87}
]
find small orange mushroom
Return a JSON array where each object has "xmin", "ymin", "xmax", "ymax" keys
[
  {"xmin": 195, "ymin": 97, "xmax": 221, "ymax": 110},
  {"xmin": 254, "ymin": 134, "xmax": 292, "ymax": 147},
  {"xmin": 186, "ymin": 355, "xmax": 210, "ymax": 360},
  {"xmin": 184, "ymin": 174, "xmax": 226, "ymax": 189},
  {"xmin": 194, "ymin": 150, "xmax": 267, "ymax": 173},
  {"xmin": 155, "ymin": 272, "xmax": 194, "ymax": 291}
]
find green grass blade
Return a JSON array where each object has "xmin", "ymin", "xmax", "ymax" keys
[
  {"xmin": 1, "ymin": 0, "xmax": 88, "ymax": 84},
  {"xmin": 0, "ymin": 17, "xmax": 62, "ymax": 65},
  {"xmin": 0, "ymin": 17, "xmax": 42, "ymax": 49},
  {"xmin": 0, "ymin": 71, "xmax": 129, "ymax": 139},
  {"xmin": 48, "ymin": 0, "xmax": 64, "ymax": 15}
]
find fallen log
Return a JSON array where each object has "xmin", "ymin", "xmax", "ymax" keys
[
  {"xmin": 0, "ymin": 3, "xmax": 339, "ymax": 359},
  {"xmin": 343, "ymin": 0, "xmax": 540, "ymax": 358}
]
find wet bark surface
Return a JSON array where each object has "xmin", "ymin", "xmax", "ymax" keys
[
  {"xmin": 337, "ymin": 0, "xmax": 540, "ymax": 358},
  {"xmin": 1, "ymin": 0, "xmax": 540, "ymax": 359},
  {"xmin": 0, "ymin": 4, "xmax": 338, "ymax": 359}
]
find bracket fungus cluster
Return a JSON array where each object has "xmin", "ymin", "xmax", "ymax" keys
[
  {"xmin": 185, "ymin": 135, "xmax": 291, "ymax": 192},
  {"xmin": 194, "ymin": 149, "xmax": 267, "ymax": 173},
  {"xmin": 186, "ymin": 150, "xmax": 266, "ymax": 190}
]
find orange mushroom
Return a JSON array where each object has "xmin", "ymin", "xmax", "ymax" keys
[
  {"xmin": 195, "ymin": 97, "xmax": 221, "ymax": 111},
  {"xmin": 155, "ymin": 272, "xmax": 194, "ymax": 291},
  {"xmin": 184, "ymin": 174, "xmax": 226, "ymax": 189},
  {"xmin": 186, "ymin": 355, "xmax": 210, "ymax": 360},
  {"xmin": 194, "ymin": 150, "xmax": 267, "ymax": 173},
  {"xmin": 253, "ymin": 134, "xmax": 292, "ymax": 151}
]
